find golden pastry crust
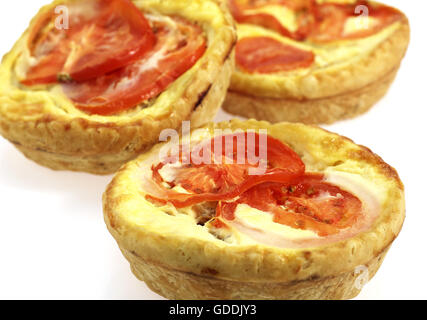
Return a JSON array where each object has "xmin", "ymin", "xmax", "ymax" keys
[
  {"xmin": 223, "ymin": 1, "xmax": 410, "ymax": 124},
  {"xmin": 122, "ymin": 244, "xmax": 389, "ymax": 300},
  {"xmin": 224, "ymin": 66, "xmax": 398, "ymax": 124},
  {"xmin": 0, "ymin": 0, "xmax": 236, "ymax": 174},
  {"xmin": 103, "ymin": 119, "xmax": 405, "ymax": 299}
]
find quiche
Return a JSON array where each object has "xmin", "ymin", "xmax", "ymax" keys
[
  {"xmin": 0, "ymin": 0, "xmax": 236, "ymax": 174},
  {"xmin": 222, "ymin": 0, "xmax": 410, "ymax": 124},
  {"xmin": 103, "ymin": 119, "xmax": 405, "ymax": 300}
]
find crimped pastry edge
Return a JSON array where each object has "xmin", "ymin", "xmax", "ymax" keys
[{"xmin": 0, "ymin": 0, "xmax": 237, "ymax": 174}]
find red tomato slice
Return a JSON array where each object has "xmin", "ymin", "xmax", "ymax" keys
[
  {"xmin": 148, "ymin": 133, "xmax": 305, "ymax": 208},
  {"xmin": 217, "ymin": 173, "xmax": 363, "ymax": 236},
  {"xmin": 308, "ymin": 3, "xmax": 349, "ymax": 42},
  {"xmin": 236, "ymin": 37, "xmax": 314, "ymax": 73},
  {"xmin": 22, "ymin": 0, "xmax": 155, "ymax": 85},
  {"xmin": 308, "ymin": 1, "xmax": 403, "ymax": 42},
  {"xmin": 146, "ymin": 132, "xmax": 363, "ymax": 236},
  {"xmin": 229, "ymin": 0, "xmax": 315, "ymax": 40},
  {"xmin": 229, "ymin": 0, "xmax": 403, "ymax": 43},
  {"xmin": 62, "ymin": 17, "xmax": 206, "ymax": 115}
]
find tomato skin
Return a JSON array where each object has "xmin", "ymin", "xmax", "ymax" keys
[
  {"xmin": 22, "ymin": 9, "xmax": 70, "ymax": 85},
  {"xmin": 218, "ymin": 173, "xmax": 363, "ymax": 237},
  {"xmin": 64, "ymin": 0, "xmax": 156, "ymax": 82},
  {"xmin": 217, "ymin": 202, "xmax": 238, "ymax": 222},
  {"xmin": 211, "ymin": 216, "xmax": 230, "ymax": 230},
  {"xmin": 229, "ymin": 0, "xmax": 315, "ymax": 40},
  {"xmin": 161, "ymin": 169, "xmax": 305, "ymax": 209},
  {"xmin": 231, "ymin": 0, "xmax": 403, "ymax": 74},
  {"xmin": 309, "ymin": 1, "xmax": 402, "ymax": 42},
  {"xmin": 63, "ymin": 18, "xmax": 206, "ymax": 115},
  {"xmin": 147, "ymin": 132, "xmax": 363, "ymax": 236},
  {"xmin": 22, "ymin": 0, "xmax": 155, "ymax": 86},
  {"xmin": 230, "ymin": 0, "xmax": 403, "ymax": 44},
  {"xmin": 22, "ymin": 1, "xmax": 207, "ymax": 115},
  {"xmin": 148, "ymin": 133, "xmax": 305, "ymax": 208},
  {"xmin": 236, "ymin": 37, "xmax": 315, "ymax": 73}
]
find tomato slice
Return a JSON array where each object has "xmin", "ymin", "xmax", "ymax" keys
[
  {"xmin": 217, "ymin": 173, "xmax": 363, "ymax": 237},
  {"xmin": 229, "ymin": 0, "xmax": 315, "ymax": 40},
  {"xmin": 22, "ymin": 0, "xmax": 155, "ymax": 85},
  {"xmin": 229, "ymin": 0, "xmax": 403, "ymax": 43},
  {"xmin": 148, "ymin": 133, "xmax": 305, "ymax": 208},
  {"xmin": 309, "ymin": 1, "xmax": 403, "ymax": 42},
  {"xmin": 62, "ymin": 17, "xmax": 206, "ymax": 115},
  {"xmin": 236, "ymin": 37, "xmax": 314, "ymax": 73},
  {"xmin": 146, "ymin": 132, "xmax": 363, "ymax": 236}
]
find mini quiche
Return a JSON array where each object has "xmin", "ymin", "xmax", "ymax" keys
[
  {"xmin": 0, "ymin": 0, "xmax": 236, "ymax": 174},
  {"xmin": 103, "ymin": 119, "xmax": 405, "ymax": 300},
  {"xmin": 222, "ymin": 0, "xmax": 410, "ymax": 124}
]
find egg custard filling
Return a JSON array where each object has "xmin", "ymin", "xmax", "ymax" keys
[
  {"xmin": 142, "ymin": 132, "xmax": 379, "ymax": 249},
  {"xmin": 229, "ymin": 0, "xmax": 405, "ymax": 74},
  {"xmin": 15, "ymin": 0, "xmax": 206, "ymax": 115}
]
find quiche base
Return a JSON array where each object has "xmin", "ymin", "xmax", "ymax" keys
[
  {"xmin": 0, "ymin": 0, "xmax": 236, "ymax": 175},
  {"xmin": 223, "ymin": 65, "xmax": 398, "ymax": 125},
  {"xmin": 103, "ymin": 120, "xmax": 405, "ymax": 300},
  {"xmin": 3, "ymin": 54, "xmax": 235, "ymax": 175},
  {"xmin": 121, "ymin": 244, "xmax": 389, "ymax": 300},
  {"xmin": 223, "ymin": 16, "xmax": 409, "ymax": 124}
]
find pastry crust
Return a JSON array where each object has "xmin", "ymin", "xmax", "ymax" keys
[
  {"xmin": 224, "ymin": 65, "xmax": 399, "ymax": 124},
  {"xmin": 122, "ymin": 244, "xmax": 390, "ymax": 300},
  {"xmin": 103, "ymin": 119, "xmax": 405, "ymax": 300},
  {"xmin": 223, "ymin": 1, "xmax": 410, "ymax": 124},
  {"xmin": 0, "ymin": 0, "xmax": 236, "ymax": 174}
]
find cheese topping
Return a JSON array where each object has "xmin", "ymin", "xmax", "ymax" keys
[
  {"xmin": 244, "ymin": 5, "xmax": 299, "ymax": 32},
  {"xmin": 343, "ymin": 16, "xmax": 380, "ymax": 36},
  {"xmin": 237, "ymin": 20, "xmax": 400, "ymax": 74}
]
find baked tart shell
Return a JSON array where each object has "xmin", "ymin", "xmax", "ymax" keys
[
  {"xmin": 0, "ymin": 0, "xmax": 236, "ymax": 174},
  {"xmin": 103, "ymin": 120, "xmax": 405, "ymax": 300},
  {"xmin": 121, "ymin": 243, "xmax": 390, "ymax": 300},
  {"xmin": 223, "ymin": 12, "xmax": 410, "ymax": 124}
]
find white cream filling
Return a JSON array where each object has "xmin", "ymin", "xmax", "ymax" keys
[
  {"xmin": 223, "ymin": 170, "xmax": 381, "ymax": 248},
  {"xmin": 139, "ymin": 131, "xmax": 383, "ymax": 249},
  {"xmin": 158, "ymin": 162, "xmax": 182, "ymax": 183},
  {"xmin": 233, "ymin": 204, "xmax": 320, "ymax": 240}
]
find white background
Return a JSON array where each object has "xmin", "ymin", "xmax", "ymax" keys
[{"xmin": 0, "ymin": 0, "xmax": 426, "ymax": 300}]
